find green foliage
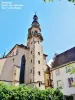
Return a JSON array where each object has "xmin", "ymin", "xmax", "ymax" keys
[
  {"xmin": 70, "ymin": 66, "xmax": 75, "ymax": 74},
  {"xmin": 0, "ymin": 82, "xmax": 65, "ymax": 100},
  {"xmin": 43, "ymin": 0, "xmax": 75, "ymax": 3}
]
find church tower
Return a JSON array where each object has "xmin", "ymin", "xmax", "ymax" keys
[{"xmin": 27, "ymin": 14, "xmax": 46, "ymax": 89}]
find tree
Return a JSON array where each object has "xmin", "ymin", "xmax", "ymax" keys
[
  {"xmin": 43, "ymin": 0, "xmax": 75, "ymax": 3},
  {"xmin": 0, "ymin": 82, "xmax": 65, "ymax": 100}
]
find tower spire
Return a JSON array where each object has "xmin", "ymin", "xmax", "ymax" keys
[
  {"xmin": 27, "ymin": 14, "xmax": 43, "ymax": 41},
  {"xmin": 33, "ymin": 13, "xmax": 38, "ymax": 23}
]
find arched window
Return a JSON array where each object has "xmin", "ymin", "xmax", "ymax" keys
[
  {"xmin": 19, "ymin": 55, "xmax": 26, "ymax": 84},
  {"xmin": 35, "ymin": 30, "xmax": 38, "ymax": 33}
]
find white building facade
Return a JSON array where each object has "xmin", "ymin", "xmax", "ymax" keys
[
  {"xmin": 0, "ymin": 14, "xmax": 47, "ymax": 89},
  {"xmin": 52, "ymin": 47, "xmax": 75, "ymax": 98},
  {"xmin": 52, "ymin": 62, "xmax": 75, "ymax": 96}
]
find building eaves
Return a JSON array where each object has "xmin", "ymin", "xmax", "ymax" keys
[{"xmin": 52, "ymin": 46, "xmax": 75, "ymax": 68}]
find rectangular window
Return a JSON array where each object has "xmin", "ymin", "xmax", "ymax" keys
[
  {"xmin": 38, "ymin": 71, "xmax": 40, "ymax": 75},
  {"xmin": 55, "ymin": 69, "xmax": 60, "ymax": 76},
  {"xmin": 39, "ymin": 82, "xmax": 41, "ymax": 87},
  {"xmin": 57, "ymin": 80, "xmax": 62, "ymax": 89},
  {"xmin": 30, "ymin": 79, "xmax": 32, "ymax": 83},
  {"xmin": 30, "ymin": 69, "xmax": 32, "ymax": 73},
  {"xmin": 38, "ymin": 52, "xmax": 40, "ymax": 55},
  {"xmin": 31, "ymin": 59, "xmax": 32, "ymax": 63},
  {"xmin": 38, "ymin": 60, "xmax": 40, "ymax": 64},
  {"xmin": 68, "ymin": 77, "xmax": 73, "ymax": 87},
  {"xmin": 31, "ymin": 51, "xmax": 32, "ymax": 54},
  {"xmin": 13, "ymin": 58, "xmax": 14, "ymax": 62},
  {"xmin": 38, "ymin": 41, "xmax": 39, "ymax": 44}
]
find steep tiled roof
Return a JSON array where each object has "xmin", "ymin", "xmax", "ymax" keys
[{"xmin": 52, "ymin": 47, "xmax": 75, "ymax": 68}]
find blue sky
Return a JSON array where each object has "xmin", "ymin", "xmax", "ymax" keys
[{"xmin": 0, "ymin": 0, "xmax": 75, "ymax": 61}]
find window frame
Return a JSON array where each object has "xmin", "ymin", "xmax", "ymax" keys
[
  {"xmin": 57, "ymin": 80, "xmax": 62, "ymax": 89},
  {"xmin": 38, "ymin": 52, "xmax": 40, "ymax": 55},
  {"xmin": 55, "ymin": 69, "xmax": 60, "ymax": 76},
  {"xmin": 31, "ymin": 59, "xmax": 32, "ymax": 63},
  {"xmin": 39, "ymin": 82, "xmax": 41, "ymax": 87},
  {"xmin": 30, "ymin": 79, "xmax": 32, "ymax": 83},
  {"xmin": 38, "ymin": 60, "xmax": 40, "ymax": 64},
  {"xmin": 68, "ymin": 77, "xmax": 74, "ymax": 87},
  {"xmin": 38, "ymin": 71, "xmax": 41, "ymax": 75},
  {"xmin": 30, "ymin": 69, "xmax": 32, "ymax": 73}
]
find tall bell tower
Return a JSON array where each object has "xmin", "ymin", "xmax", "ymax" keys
[
  {"xmin": 27, "ymin": 13, "xmax": 43, "ymax": 46},
  {"xmin": 27, "ymin": 14, "xmax": 46, "ymax": 89}
]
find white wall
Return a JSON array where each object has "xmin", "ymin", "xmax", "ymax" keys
[
  {"xmin": 52, "ymin": 62, "xmax": 75, "ymax": 95},
  {"xmin": 0, "ymin": 45, "xmax": 29, "ymax": 85},
  {"xmin": 0, "ymin": 36, "xmax": 47, "ymax": 90},
  {"xmin": 27, "ymin": 35, "xmax": 46, "ymax": 89}
]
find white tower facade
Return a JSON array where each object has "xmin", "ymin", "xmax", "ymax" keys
[{"xmin": 27, "ymin": 14, "xmax": 46, "ymax": 89}]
